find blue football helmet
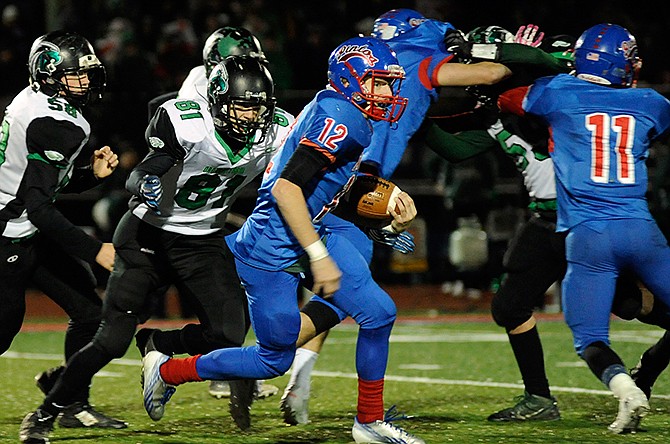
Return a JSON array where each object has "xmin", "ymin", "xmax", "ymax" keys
[
  {"xmin": 371, "ymin": 8, "xmax": 427, "ymax": 40},
  {"xmin": 327, "ymin": 36, "xmax": 407, "ymax": 123},
  {"xmin": 574, "ymin": 23, "xmax": 641, "ymax": 87}
]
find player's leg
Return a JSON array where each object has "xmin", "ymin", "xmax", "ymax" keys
[
  {"xmin": 168, "ymin": 231, "xmax": 257, "ymax": 430},
  {"xmin": 564, "ymin": 221, "xmax": 648, "ymax": 434},
  {"xmin": 323, "ymin": 233, "xmax": 424, "ymax": 443},
  {"xmin": 0, "ymin": 237, "xmax": 35, "ymax": 354},
  {"xmin": 488, "ymin": 218, "xmax": 564, "ymax": 421},
  {"xmin": 20, "ymin": 212, "xmax": 164, "ymax": 441},
  {"xmin": 281, "ymin": 215, "xmax": 374, "ymax": 424}
]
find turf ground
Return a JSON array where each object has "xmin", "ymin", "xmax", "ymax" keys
[{"xmin": 2, "ymin": 315, "xmax": 670, "ymax": 443}]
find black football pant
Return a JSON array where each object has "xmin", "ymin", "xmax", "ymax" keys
[
  {"xmin": 45, "ymin": 211, "xmax": 248, "ymax": 407},
  {"xmin": 0, "ymin": 235, "xmax": 102, "ymax": 402}
]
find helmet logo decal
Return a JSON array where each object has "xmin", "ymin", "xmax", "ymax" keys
[
  {"xmin": 621, "ymin": 40, "xmax": 637, "ymax": 59},
  {"xmin": 34, "ymin": 42, "xmax": 62, "ymax": 76},
  {"xmin": 408, "ymin": 18, "xmax": 427, "ymax": 27},
  {"xmin": 334, "ymin": 44, "xmax": 379, "ymax": 67}
]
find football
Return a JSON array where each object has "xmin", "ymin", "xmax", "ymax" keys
[{"xmin": 332, "ymin": 175, "xmax": 401, "ymax": 228}]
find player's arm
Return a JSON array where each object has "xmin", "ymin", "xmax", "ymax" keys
[
  {"xmin": 62, "ymin": 146, "xmax": 119, "ymax": 193},
  {"xmin": 425, "ymin": 121, "xmax": 498, "ymax": 162},
  {"xmin": 23, "ymin": 117, "xmax": 112, "ymax": 269},
  {"xmin": 273, "ymin": 143, "xmax": 342, "ymax": 297},
  {"xmin": 125, "ymin": 107, "xmax": 186, "ymax": 213},
  {"xmin": 436, "ymin": 61, "xmax": 512, "ymax": 86}
]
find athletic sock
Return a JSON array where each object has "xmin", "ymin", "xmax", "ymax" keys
[
  {"xmin": 508, "ymin": 325, "xmax": 551, "ymax": 398},
  {"xmin": 357, "ymin": 378, "xmax": 384, "ymax": 424},
  {"xmin": 160, "ymin": 355, "xmax": 203, "ymax": 385},
  {"xmin": 288, "ymin": 348, "xmax": 318, "ymax": 390}
]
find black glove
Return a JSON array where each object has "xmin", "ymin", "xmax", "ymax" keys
[
  {"xmin": 364, "ymin": 226, "xmax": 415, "ymax": 254},
  {"xmin": 140, "ymin": 174, "xmax": 163, "ymax": 215},
  {"xmin": 444, "ymin": 28, "xmax": 472, "ymax": 63}
]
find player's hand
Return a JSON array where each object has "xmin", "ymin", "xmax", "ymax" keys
[
  {"xmin": 365, "ymin": 227, "xmax": 415, "ymax": 254},
  {"xmin": 96, "ymin": 242, "xmax": 115, "ymax": 271},
  {"xmin": 444, "ymin": 28, "xmax": 472, "ymax": 63},
  {"xmin": 140, "ymin": 174, "xmax": 163, "ymax": 215},
  {"xmin": 514, "ymin": 24, "xmax": 544, "ymax": 47},
  {"xmin": 91, "ymin": 146, "xmax": 119, "ymax": 179},
  {"xmin": 389, "ymin": 191, "xmax": 416, "ymax": 233},
  {"xmin": 310, "ymin": 255, "xmax": 342, "ymax": 298}
]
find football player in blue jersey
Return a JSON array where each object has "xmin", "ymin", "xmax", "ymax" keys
[
  {"xmin": 280, "ymin": 9, "xmax": 573, "ymax": 426},
  {"xmin": 139, "ymin": 35, "xmax": 428, "ymax": 444},
  {"xmin": 499, "ymin": 23, "xmax": 670, "ymax": 434}
]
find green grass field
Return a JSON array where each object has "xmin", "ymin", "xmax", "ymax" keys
[{"xmin": 2, "ymin": 317, "xmax": 670, "ymax": 443}]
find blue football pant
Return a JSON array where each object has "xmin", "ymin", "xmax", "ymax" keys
[
  {"xmin": 195, "ymin": 233, "xmax": 396, "ymax": 381},
  {"xmin": 563, "ymin": 219, "xmax": 670, "ymax": 354}
]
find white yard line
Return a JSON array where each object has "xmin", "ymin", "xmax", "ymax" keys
[{"xmin": 3, "ymin": 350, "xmax": 668, "ymax": 399}]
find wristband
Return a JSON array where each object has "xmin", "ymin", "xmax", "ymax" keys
[{"xmin": 305, "ymin": 240, "xmax": 329, "ymax": 262}]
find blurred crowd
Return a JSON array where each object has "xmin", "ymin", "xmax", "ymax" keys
[{"xmin": 3, "ymin": 0, "xmax": 670, "ymax": 297}]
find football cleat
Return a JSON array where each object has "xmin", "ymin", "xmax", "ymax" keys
[
  {"xmin": 142, "ymin": 335, "xmax": 176, "ymax": 421},
  {"xmin": 19, "ymin": 409, "xmax": 56, "ymax": 444},
  {"xmin": 208, "ymin": 380, "xmax": 231, "ymax": 399},
  {"xmin": 255, "ymin": 381, "xmax": 279, "ymax": 399},
  {"xmin": 58, "ymin": 402, "xmax": 127, "ymax": 429},
  {"xmin": 280, "ymin": 382, "xmax": 310, "ymax": 425},
  {"xmin": 34, "ymin": 366, "xmax": 65, "ymax": 396},
  {"xmin": 487, "ymin": 391, "xmax": 560, "ymax": 422},
  {"xmin": 608, "ymin": 387, "xmax": 650, "ymax": 434},
  {"xmin": 352, "ymin": 417, "xmax": 425, "ymax": 444},
  {"xmin": 229, "ymin": 379, "xmax": 256, "ymax": 430}
]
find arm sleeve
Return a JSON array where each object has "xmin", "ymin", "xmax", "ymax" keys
[
  {"xmin": 279, "ymin": 143, "xmax": 332, "ymax": 189},
  {"xmin": 497, "ymin": 43, "xmax": 571, "ymax": 73},
  {"xmin": 23, "ymin": 117, "xmax": 101, "ymax": 263},
  {"xmin": 24, "ymin": 158, "xmax": 102, "ymax": 264},
  {"xmin": 126, "ymin": 106, "xmax": 186, "ymax": 195},
  {"xmin": 425, "ymin": 122, "xmax": 498, "ymax": 163},
  {"xmin": 126, "ymin": 150, "xmax": 177, "ymax": 196},
  {"xmin": 61, "ymin": 165, "xmax": 100, "ymax": 193}
]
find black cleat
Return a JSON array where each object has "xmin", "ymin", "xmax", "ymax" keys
[
  {"xmin": 58, "ymin": 402, "xmax": 127, "ymax": 429},
  {"xmin": 488, "ymin": 391, "xmax": 561, "ymax": 422},
  {"xmin": 135, "ymin": 328, "xmax": 159, "ymax": 358},
  {"xmin": 34, "ymin": 366, "xmax": 65, "ymax": 396},
  {"xmin": 229, "ymin": 379, "xmax": 256, "ymax": 431},
  {"xmin": 19, "ymin": 409, "xmax": 56, "ymax": 444}
]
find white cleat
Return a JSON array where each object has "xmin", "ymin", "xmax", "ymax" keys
[
  {"xmin": 280, "ymin": 383, "xmax": 310, "ymax": 425},
  {"xmin": 142, "ymin": 350, "xmax": 176, "ymax": 421},
  {"xmin": 608, "ymin": 387, "xmax": 650, "ymax": 434},
  {"xmin": 352, "ymin": 417, "xmax": 425, "ymax": 444},
  {"xmin": 208, "ymin": 380, "xmax": 231, "ymax": 399}
]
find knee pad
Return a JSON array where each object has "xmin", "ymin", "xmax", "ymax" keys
[
  {"xmin": 302, "ymin": 299, "xmax": 341, "ymax": 335},
  {"xmin": 490, "ymin": 290, "xmax": 531, "ymax": 331},
  {"xmin": 91, "ymin": 312, "xmax": 139, "ymax": 359}
]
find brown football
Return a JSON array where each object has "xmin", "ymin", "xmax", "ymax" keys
[{"xmin": 331, "ymin": 175, "xmax": 400, "ymax": 228}]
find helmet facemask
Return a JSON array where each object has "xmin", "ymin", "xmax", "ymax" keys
[
  {"xmin": 346, "ymin": 66, "xmax": 406, "ymax": 123},
  {"xmin": 208, "ymin": 57, "xmax": 276, "ymax": 146},
  {"xmin": 28, "ymin": 32, "xmax": 106, "ymax": 108}
]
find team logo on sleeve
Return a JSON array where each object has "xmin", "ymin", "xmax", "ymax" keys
[
  {"xmin": 333, "ymin": 44, "xmax": 379, "ymax": 67},
  {"xmin": 149, "ymin": 137, "xmax": 165, "ymax": 149},
  {"xmin": 44, "ymin": 150, "xmax": 65, "ymax": 162}
]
